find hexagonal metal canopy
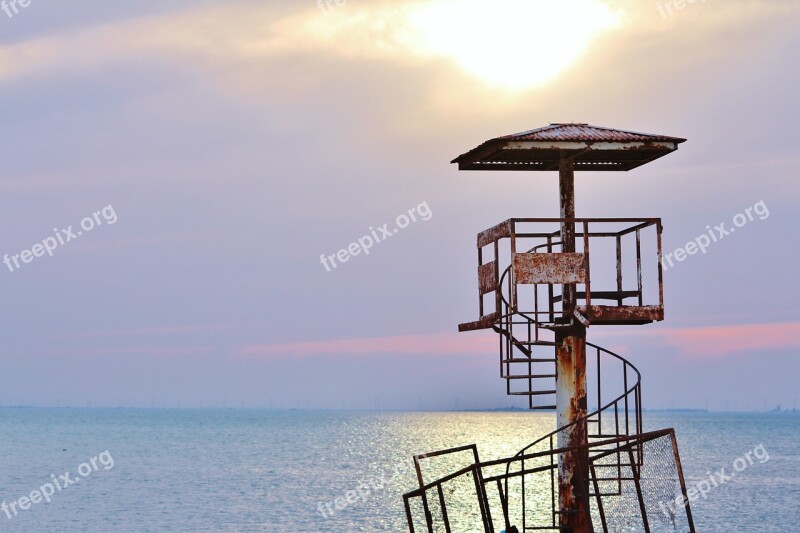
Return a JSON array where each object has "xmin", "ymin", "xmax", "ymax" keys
[{"xmin": 452, "ymin": 123, "xmax": 686, "ymax": 171}]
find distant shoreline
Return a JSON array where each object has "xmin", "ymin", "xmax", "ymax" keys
[{"xmin": 0, "ymin": 405, "xmax": 797, "ymax": 414}]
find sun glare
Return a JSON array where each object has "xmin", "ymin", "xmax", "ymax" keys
[{"xmin": 406, "ymin": 0, "xmax": 620, "ymax": 90}]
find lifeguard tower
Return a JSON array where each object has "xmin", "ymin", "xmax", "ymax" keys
[{"xmin": 403, "ymin": 125, "xmax": 696, "ymax": 533}]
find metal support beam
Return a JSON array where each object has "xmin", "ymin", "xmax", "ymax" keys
[
  {"xmin": 556, "ymin": 326, "xmax": 591, "ymax": 532},
  {"xmin": 559, "ymin": 157, "xmax": 576, "ymax": 309},
  {"xmin": 557, "ymin": 155, "xmax": 591, "ymax": 532}
]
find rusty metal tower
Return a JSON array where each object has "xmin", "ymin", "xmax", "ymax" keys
[{"xmin": 403, "ymin": 124, "xmax": 697, "ymax": 533}]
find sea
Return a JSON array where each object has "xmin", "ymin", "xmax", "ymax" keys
[{"xmin": 0, "ymin": 409, "xmax": 797, "ymax": 532}]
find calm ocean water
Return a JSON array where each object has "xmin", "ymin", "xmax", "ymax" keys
[{"xmin": 0, "ymin": 409, "xmax": 797, "ymax": 532}]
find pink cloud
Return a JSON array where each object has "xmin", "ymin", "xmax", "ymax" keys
[
  {"xmin": 661, "ymin": 322, "xmax": 800, "ymax": 359},
  {"xmin": 233, "ymin": 332, "xmax": 496, "ymax": 359},
  {"xmin": 233, "ymin": 322, "xmax": 800, "ymax": 360}
]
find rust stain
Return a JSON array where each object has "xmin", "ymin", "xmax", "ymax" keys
[
  {"xmin": 514, "ymin": 252, "xmax": 587, "ymax": 285},
  {"xmin": 477, "ymin": 220, "xmax": 512, "ymax": 248},
  {"xmin": 478, "ymin": 261, "xmax": 498, "ymax": 295}
]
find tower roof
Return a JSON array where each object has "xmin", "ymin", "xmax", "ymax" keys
[{"xmin": 452, "ymin": 123, "xmax": 687, "ymax": 171}]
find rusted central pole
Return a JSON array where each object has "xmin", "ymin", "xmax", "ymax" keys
[{"xmin": 557, "ymin": 157, "xmax": 591, "ymax": 532}]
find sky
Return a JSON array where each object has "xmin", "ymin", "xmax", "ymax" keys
[{"xmin": 1, "ymin": 0, "xmax": 798, "ymax": 411}]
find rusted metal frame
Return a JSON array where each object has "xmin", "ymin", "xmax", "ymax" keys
[
  {"xmin": 520, "ymin": 448, "xmax": 528, "ymax": 531},
  {"xmin": 420, "ymin": 490, "xmax": 435, "ymax": 533},
  {"xmin": 559, "ymin": 159, "xmax": 576, "ymax": 311},
  {"xmin": 522, "ymin": 450, "xmax": 528, "ymax": 531},
  {"xmin": 588, "ymin": 431, "xmax": 670, "ymax": 463},
  {"xmin": 505, "ymin": 275, "xmax": 512, "ymax": 382},
  {"xmin": 478, "ymin": 246, "xmax": 485, "ymax": 317},
  {"xmin": 496, "ymin": 479, "xmax": 512, "ymax": 533},
  {"xmin": 499, "ymin": 321, "xmax": 504, "ymax": 380},
  {"xmin": 514, "ymin": 232, "xmax": 563, "ymax": 239},
  {"xmin": 511, "ymin": 221, "xmax": 518, "ymax": 311},
  {"xmin": 527, "ymin": 236, "xmax": 563, "ymax": 251},
  {"xmin": 590, "ymin": 464, "xmax": 609, "ymax": 533},
  {"xmin": 578, "ymin": 231, "xmax": 622, "ymax": 238},
  {"xmin": 533, "ymin": 286, "xmax": 540, "ymax": 343},
  {"xmin": 637, "ymin": 386, "xmax": 644, "ymax": 466},
  {"xmin": 414, "ymin": 444, "xmax": 480, "ymax": 488},
  {"xmin": 583, "ymin": 220, "xmax": 591, "ymax": 310},
  {"xmin": 552, "ymin": 290, "xmax": 640, "ymax": 303},
  {"xmin": 616, "ymin": 220, "xmax": 657, "ymax": 237},
  {"xmin": 494, "ymin": 240, "xmax": 502, "ymax": 317},
  {"xmin": 636, "ymin": 229, "xmax": 643, "ymax": 306},
  {"xmin": 406, "ymin": 466, "xmax": 476, "ymax": 498},
  {"xmin": 478, "ymin": 430, "xmax": 673, "ymax": 478},
  {"xmin": 404, "ymin": 494, "xmax": 416, "ymax": 533},
  {"xmin": 628, "ymin": 448, "xmax": 651, "ymax": 533},
  {"xmin": 615, "ymin": 235, "xmax": 623, "ymax": 307},
  {"xmin": 512, "ymin": 217, "xmax": 661, "ymax": 224},
  {"xmin": 623, "ymin": 365, "xmax": 629, "ymax": 435},
  {"xmin": 549, "ymin": 435, "xmax": 557, "ymax": 528},
  {"xmin": 614, "ymin": 402, "xmax": 622, "ymax": 495},
  {"xmin": 547, "ymin": 237, "xmax": 555, "ymax": 323},
  {"xmin": 437, "ymin": 484, "xmax": 452, "ymax": 533},
  {"xmin": 638, "ymin": 385, "xmax": 643, "ymax": 436},
  {"xmin": 471, "ymin": 464, "xmax": 495, "ymax": 533},
  {"xmin": 478, "ymin": 219, "xmax": 512, "ymax": 248},
  {"xmin": 527, "ymin": 324, "xmax": 534, "ymax": 409},
  {"xmin": 656, "ymin": 221, "xmax": 664, "ymax": 308},
  {"xmin": 596, "ymin": 347, "xmax": 602, "ymax": 435},
  {"xmin": 505, "ymin": 325, "xmax": 511, "ymax": 384},
  {"xmin": 669, "ymin": 429, "xmax": 696, "ymax": 533}
]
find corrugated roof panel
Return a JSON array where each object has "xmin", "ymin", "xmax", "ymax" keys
[
  {"xmin": 451, "ymin": 124, "xmax": 686, "ymax": 171},
  {"xmin": 499, "ymin": 124, "xmax": 686, "ymax": 143}
]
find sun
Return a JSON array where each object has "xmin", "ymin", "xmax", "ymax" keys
[{"xmin": 405, "ymin": 0, "xmax": 621, "ymax": 90}]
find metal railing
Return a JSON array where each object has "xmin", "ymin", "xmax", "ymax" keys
[
  {"xmin": 404, "ymin": 430, "xmax": 695, "ymax": 533},
  {"xmin": 471, "ymin": 218, "xmax": 664, "ymax": 330}
]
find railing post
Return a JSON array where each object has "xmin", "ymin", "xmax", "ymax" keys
[
  {"xmin": 656, "ymin": 220, "xmax": 664, "ymax": 309},
  {"xmin": 615, "ymin": 235, "xmax": 623, "ymax": 307},
  {"xmin": 636, "ymin": 228, "xmax": 643, "ymax": 306},
  {"xmin": 583, "ymin": 220, "xmax": 591, "ymax": 309}
]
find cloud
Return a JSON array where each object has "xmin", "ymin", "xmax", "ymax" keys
[
  {"xmin": 662, "ymin": 322, "xmax": 800, "ymax": 359},
  {"xmin": 597, "ymin": 321, "xmax": 800, "ymax": 359},
  {"xmin": 3, "ymin": 0, "xmax": 794, "ymax": 93}
]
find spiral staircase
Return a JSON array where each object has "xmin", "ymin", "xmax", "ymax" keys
[{"xmin": 402, "ymin": 218, "xmax": 696, "ymax": 533}]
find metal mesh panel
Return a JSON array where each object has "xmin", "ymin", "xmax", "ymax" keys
[{"xmin": 589, "ymin": 434, "xmax": 692, "ymax": 533}]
